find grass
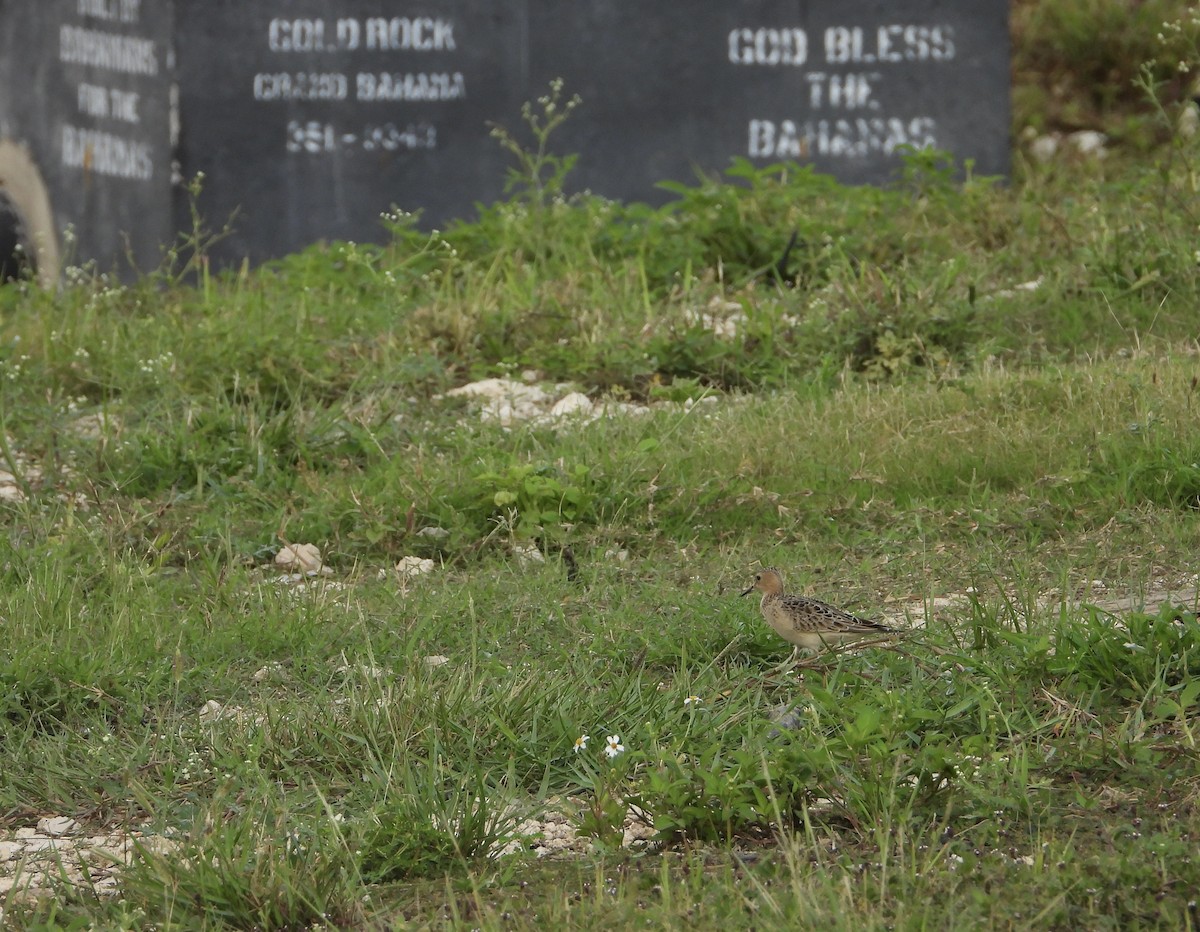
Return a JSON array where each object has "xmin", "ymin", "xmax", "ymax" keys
[
  {"xmin": 4, "ymin": 2, "xmax": 1200, "ymax": 927},
  {"xmin": 3, "ymin": 354, "xmax": 1200, "ymax": 927}
]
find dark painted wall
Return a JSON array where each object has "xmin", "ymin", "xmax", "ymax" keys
[
  {"xmin": 0, "ymin": 0, "xmax": 174, "ymax": 275},
  {"xmin": 0, "ymin": 1, "xmax": 1009, "ymax": 273}
]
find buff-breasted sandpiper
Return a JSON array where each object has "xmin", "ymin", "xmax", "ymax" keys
[{"xmin": 741, "ymin": 567, "xmax": 901, "ymax": 664}]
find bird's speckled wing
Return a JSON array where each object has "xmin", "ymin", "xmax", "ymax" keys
[{"xmin": 778, "ymin": 595, "xmax": 895, "ymax": 635}]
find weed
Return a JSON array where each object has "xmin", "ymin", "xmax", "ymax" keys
[
  {"xmin": 358, "ymin": 758, "xmax": 523, "ymax": 882},
  {"xmin": 5, "ymin": 7, "xmax": 1200, "ymax": 927}
]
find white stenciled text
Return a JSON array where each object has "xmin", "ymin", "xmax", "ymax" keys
[
  {"xmin": 61, "ymin": 123, "xmax": 153, "ymax": 179},
  {"xmin": 824, "ymin": 24, "xmax": 954, "ymax": 65},
  {"xmin": 77, "ymin": 0, "xmax": 141, "ymax": 24},
  {"xmin": 727, "ymin": 24, "xmax": 955, "ymax": 68},
  {"xmin": 728, "ymin": 28, "xmax": 807, "ymax": 66},
  {"xmin": 804, "ymin": 72, "xmax": 879, "ymax": 110},
  {"xmin": 253, "ymin": 72, "xmax": 348, "ymax": 101},
  {"xmin": 267, "ymin": 17, "xmax": 456, "ymax": 53},
  {"xmin": 77, "ymin": 82, "xmax": 140, "ymax": 122},
  {"xmin": 285, "ymin": 120, "xmax": 437, "ymax": 154},
  {"xmin": 59, "ymin": 24, "xmax": 157, "ymax": 75},
  {"xmin": 356, "ymin": 72, "xmax": 465, "ymax": 102},
  {"xmin": 748, "ymin": 117, "xmax": 938, "ymax": 159}
]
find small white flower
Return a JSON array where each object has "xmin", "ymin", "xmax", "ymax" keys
[
  {"xmin": 573, "ymin": 734, "xmax": 589, "ymax": 753},
  {"xmin": 604, "ymin": 735, "xmax": 625, "ymax": 759},
  {"xmin": 684, "ymin": 695, "xmax": 702, "ymax": 706}
]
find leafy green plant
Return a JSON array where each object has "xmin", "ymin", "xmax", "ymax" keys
[
  {"xmin": 1051, "ymin": 603, "xmax": 1200, "ymax": 703},
  {"xmin": 644, "ymin": 157, "xmax": 883, "ymax": 289},
  {"xmin": 641, "ymin": 743, "xmax": 777, "ymax": 843},
  {"xmin": 569, "ymin": 733, "xmax": 633, "ymax": 848},
  {"xmin": 489, "ymin": 78, "xmax": 583, "ymax": 205},
  {"xmin": 122, "ymin": 805, "xmax": 362, "ymax": 929},
  {"xmin": 1013, "ymin": 0, "xmax": 1189, "ymax": 136},
  {"xmin": 358, "ymin": 760, "xmax": 521, "ymax": 882},
  {"xmin": 474, "ymin": 462, "xmax": 594, "ymax": 539}
]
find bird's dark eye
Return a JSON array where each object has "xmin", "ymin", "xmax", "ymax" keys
[{"xmin": 755, "ymin": 574, "xmax": 762, "ymax": 581}]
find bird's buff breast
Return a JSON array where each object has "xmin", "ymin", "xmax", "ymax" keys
[{"xmin": 761, "ymin": 597, "xmax": 830, "ymax": 649}]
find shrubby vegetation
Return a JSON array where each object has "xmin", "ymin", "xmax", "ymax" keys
[{"xmin": 1, "ymin": 1, "xmax": 1200, "ymax": 927}]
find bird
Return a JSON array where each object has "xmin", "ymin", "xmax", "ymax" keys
[{"xmin": 740, "ymin": 567, "xmax": 901, "ymax": 665}]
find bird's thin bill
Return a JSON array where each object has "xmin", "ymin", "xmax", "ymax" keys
[{"xmin": 739, "ymin": 586, "xmax": 754, "ymax": 597}]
